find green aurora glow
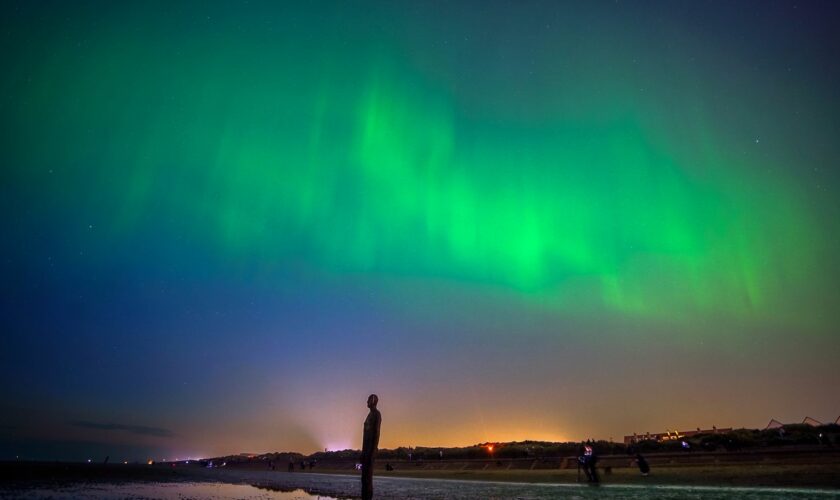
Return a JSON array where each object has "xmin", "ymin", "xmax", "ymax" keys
[{"xmin": 7, "ymin": 12, "xmax": 827, "ymax": 325}]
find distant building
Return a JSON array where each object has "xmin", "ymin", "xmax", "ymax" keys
[
  {"xmin": 624, "ymin": 426, "xmax": 731, "ymax": 445},
  {"xmin": 764, "ymin": 419, "xmax": 784, "ymax": 430},
  {"xmin": 626, "ymin": 415, "xmax": 837, "ymax": 445},
  {"xmin": 764, "ymin": 417, "xmax": 828, "ymax": 430}
]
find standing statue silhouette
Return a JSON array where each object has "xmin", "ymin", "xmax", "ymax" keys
[{"xmin": 361, "ymin": 394, "xmax": 381, "ymax": 500}]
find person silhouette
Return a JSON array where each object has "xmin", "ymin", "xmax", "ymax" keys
[
  {"xmin": 578, "ymin": 443, "xmax": 599, "ymax": 483},
  {"xmin": 361, "ymin": 394, "xmax": 381, "ymax": 500},
  {"xmin": 635, "ymin": 453, "xmax": 650, "ymax": 476}
]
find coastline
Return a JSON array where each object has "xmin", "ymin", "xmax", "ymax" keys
[{"xmin": 3, "ymin": 458, "xmax": 840, "ymax": 496}]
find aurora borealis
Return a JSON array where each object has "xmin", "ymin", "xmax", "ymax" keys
[{"xmin": 1, "ymin": 1, "xmax": 839, "ymax": 461}]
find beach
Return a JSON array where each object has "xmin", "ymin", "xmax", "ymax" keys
[{"xmin": 2, "ymin": 456, "xmax": 840, "ymax": 499}]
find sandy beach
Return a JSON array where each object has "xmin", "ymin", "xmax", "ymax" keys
[{"xmin": 2, "ymin": 458, "xmax": 840, "ymax": 499}]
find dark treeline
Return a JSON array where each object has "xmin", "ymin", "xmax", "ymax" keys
[
  {"xmin": 311, "ymin": 441, "xmax": 589, "ymax": 461},
  {"xmin": 210, "ymin": 424, "xmax": 840, "ymax": 464}
]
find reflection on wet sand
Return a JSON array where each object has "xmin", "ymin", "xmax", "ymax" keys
[{"xmin": 6, "ymin": 482, "xmax": 339, "ymax": 499}]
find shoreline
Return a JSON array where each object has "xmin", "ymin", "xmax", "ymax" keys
[{"xmin": 3, "ymin": 460, "xmax": 840, "ymax": 491}]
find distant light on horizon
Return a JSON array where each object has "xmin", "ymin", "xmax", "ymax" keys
[{"xmin": 324, "ymin": 442, "xmax": 353, "ymax": 453}]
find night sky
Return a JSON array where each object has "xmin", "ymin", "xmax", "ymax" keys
[{"xmin": 1, "ymin": 1, "xmax": 839, "ymax": 462}]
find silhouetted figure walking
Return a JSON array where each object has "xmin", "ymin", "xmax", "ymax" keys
[
  {"xmin": 635, "ymin": 453, "xmax": 650, "ymax": 476},
  {"xmin": 361, "ymin": 394, "xmax": 381, "ymax": 500},
  {"xmin": 578, "ymin": 443, "xmax": 599, "ymax": 483}
]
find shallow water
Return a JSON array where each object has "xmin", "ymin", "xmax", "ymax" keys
[
  {"xmin": 1, "ymin": 482, "xmax": 337, "ymax": 499},
  {"xmin": 3, "ymin": 479, "xmax": 839, "ymax": 499}
]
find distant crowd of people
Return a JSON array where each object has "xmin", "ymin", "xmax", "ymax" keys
[
  {"xmin": 277, "ymin": 457, "xmax": 316, "ymax": 472},
  {"xmin": 578, "ymin": 440, "xmax": 652, "ymax": 483}
]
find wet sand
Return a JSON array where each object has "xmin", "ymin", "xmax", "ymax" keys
[
  {"xmin": 2, "ymin": 461, "xmax": 839, "ymax": 499},
  {"xmin": 181, "ymin": 467, "xmax": 840, "ymax": 499},
  {"xmin": 306, "ymin": 462, "xmax": 840, "ymax": 489}
]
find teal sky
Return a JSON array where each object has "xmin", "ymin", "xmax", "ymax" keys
[{"xmin": 1, "ymin": 1, "xmax": 839, "ymax": 461}]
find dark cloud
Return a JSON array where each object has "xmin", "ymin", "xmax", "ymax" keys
[{"xmin": 70, "ymin": 420, "xmax": 173, "ymax": 438}]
